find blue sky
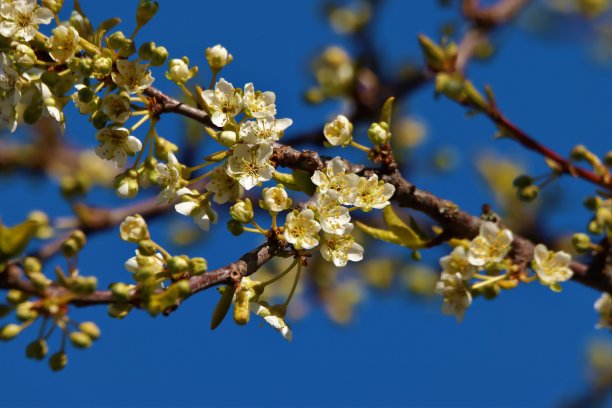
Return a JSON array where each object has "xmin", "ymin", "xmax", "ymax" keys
[{"xmin": 1, "ymin": 1, "xmax": 611, "ymax": 407}]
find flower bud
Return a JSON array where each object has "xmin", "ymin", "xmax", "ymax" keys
[
  {"xmin": 512, "ymin": 175, "xmax": 533, "ymax": 189},
  {"xmin": 604, "ymin": 151, "xmax": 612, "ymax": 168},
  {"xmin": 29, "ymin": 272, "xmax": 51, "ymax": 291},
  {"xmin": 150, "ymin": 46, "xmax": 168, "ymax": 67},
  {"xmin": 571, "ymin": 144, "xmax": 589, "ymax": 161},
  {"xmin": 42, "ymin": 0, "xmax": 64, "ymax": 13},
  {"xmin": 137, "ymin": 240, "xmax": 157, "ymax": 257},
  {"xmin": 23, "ymin": 257, "xmax": 42, "ymax": 275},
  {"xmin": 572, "ymin": 233, "xmax": 591, "ymax": 253},
  {"xmin": 118, "ymin": 39, "xmax": 136, "ymax": 58},
  {"xmin": 49, "ymin": 352, "xmax": 68, "ymax": 371},
  {"xmin": 261, "ymin": 185, "xmax": 292, "ymax": 212},
  {"xmin": 136, "ymin": 0, "xmax": 159, "ymax": 27},
  {"xmin": 110, "ymin": 282, "xmax": 131, "ymax": 302},
  {"xmin": 14, "ymin": 43, "xmax": 36, "ymax": 69},
  {"xmin": 584, "ymin": 196, "xmax": 601, "ymax": 211},
  {"xmin": 233, "ymin": 290, "xmax": 251, "ymax": 326},
  {"xmin": 367, "ymin": 122, "xmax": 390, "ymax": 145},
  {"xmin": 23, "ymin": 102, "xmax": 42, "ymax": 124},
  {"xmin": 26, "ymin": 339, "xmax": 48, "ymax": 360},
  {"xmin": 16, "ymin": 301, "xmax": 38, "ymax": 321},
  {"xmin": 227, "ymin": 219, "xmax": 244, "ymax": 236},
  {"xmin": 71, "ymin": 230, "xmax": 87, "ymax": 248},
  {"xmin": 206, "ymin": 44, "xmax": 232, "ymax": 70},
  {"xmin": 61, "ymin": 238, "xmax": 80, "ymax": 258},
  {"xmin": 80, "ymin": 321, "xmax": 101, "ymax": 340},
  {"xmin": 0, "ymin": 324, "xmax": 22, "ymax": 340},
  {"xmin": 230, "ymin": 199, "xmax": 254, "ymax": 223},
  {"xmin": 167, "ymin": 255, "xmax": 189, "ymax": 276},
  {"xmin": 77, "ymin": 86, "xmax": 95, "ymax": 104},
  {"xmin": 92, "ymin": 54, "xmax": 113, "ymax": 78},
  {"xmin": 588, "ymin": 220, "xmax": 604, "ymax": 235},
  {"xmin": 516, "ymin": 185, "xmax": 539, "ymax": 202},
  {"xmin": 108, "ymin": 31, "xmax": 127, "ymax": 49},
  {"xmin": 166, "ymin": 58, "xmax": 190, "ymax": 84},
  {"xmin": 219, "ymin": 130, "xmax": 238, "ymax": 147},
  {"xmin": 189, "ymin": 257, "xmax": 208, "ymax": 275},
  {"xmin": 114, "ymin": 170, "xmax": 139, "ymax": 199},
  {"xmin": 108, "ymin": 303, "xmax": 132, "ymax": 319},
  {"xmin": 70, "ymin": 331, "xmax": 92, "ymax": 349},
  {"xmin": 6, "ymin": 290, "xmax": 28, "ymax": 305}
]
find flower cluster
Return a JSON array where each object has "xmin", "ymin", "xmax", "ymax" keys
[
  {"xmin": 436, "ymin": 222, "xmax": 575, "ymax": 321},
  {"xmin": 284, "ymin": 157, "xmax": 395, "ymax": 267}
]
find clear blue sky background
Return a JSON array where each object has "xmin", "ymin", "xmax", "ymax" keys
[{"xmin": 1, "ymin": 1, "xmax": 611, "ymax": 407}]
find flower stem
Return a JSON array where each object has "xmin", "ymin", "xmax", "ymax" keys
[
  {"xmin": 283, "ymin": 262, "xmax": 302, "ymax": 308},
  {"xmin": 129, "ymin": 114, "xmax": 151, "ymax": 133},
  {"xmin": 261, "ymin": 259, "xmax": 299, "ymax": 288},
  {"xmin": 472, "ymin": 273, "xmax": 508, "ymax": 290},
  {"xmin": 350, "ymin": 140, "xmax": 371, "ymax": 153}
]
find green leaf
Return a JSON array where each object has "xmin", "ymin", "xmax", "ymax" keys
[
  {"xmin": 380, "ymin": 96, "xmax": 395, "ymax": 126},
  {"xmin": 272, "ymin": 171, "xmax": 301, "ymax": 191},
  {"xmin": 292, "ymin": 170, "xmax": 316, "ymax": 196},
  {"xmin": 382, "ymin": 206, "xmax": 426, "ymax": 249},
  {"xmin": 94, "ymin": 17, "xmax": 122, "ymax": 46},
  {"xmin": 354, "ymin": 221, "xmax": 404, "ymax": 246},
  {"xmin": 210, "ymin": 285, "xmax": 235, "ymax": 330},
  {"xmin": 0, "ymin": 221, "xmax": 38, "ymax": 263}
]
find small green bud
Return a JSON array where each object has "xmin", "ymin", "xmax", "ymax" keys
[
  {"xmin": 219, "ymin": 130, "xmax": 238, "ymax": 147},
  {"xmin": 49, "ymin": 352, "xmax": 68, "ymax": 371},
  {"xmin": 108, "ymin": 303, "xmax": 132, "ymax": 319},
  {"xmin": 136, "ymin": 0, "xmax": 159, "ymax": 27},
  {"xmin": 61, "ymin": 238, "xmax": 80, "ymax": 258},
  {"xmin": 417, "ymin": 34, "xmax": 446, "ymax": 71},
  {"xmin": 91, "ymin": 110, "xmax": 109, "ymax": 130},
  {"xmin": 512, "ymin": 175, "xmax": 533, "ymax": 189},
  {"xmin": 14, "ymin": 43, "xmax": 36, "ymax": 69},
  {"xmin": 23, "ymin": 257, "xmax": 42, "ymax": 275},
  {"xmin": 150, "ymin": 46, "xmax": 168, "ymax": 67},
  {"xmin": 588, "ymin": 220, "xmax": 604, "ymax": 235},
  {"xmin": 79, "ymin": 322, "xmax": 101, "ymax": 340},
  {"xmin": 42, "ymin": 0, "xmax": 64, "ymax": 13},
  {"xmin": 92, "ymin": 54, "xmax": 113, "ymax": 78},
  {"xmin": 16, "ymin": 301, "xmax": 38, "ymax": 321},
  {"xmin": 26, "ymin": 339, "xmax": 48, "ymax": 360},
  {"xmin": 118, "ymin": 39, "xmax": 137, "ymax": 58},
  {"xmin": 175, "ymin": 280, "xmax": 191, "ymax": 297},
  {"xmin": 107, "ymin": 31, "xmax": 127, "ymax": 49},
  {"xmin": 113, "ymin": 170, "xmax": 140, "ymax": 199},
  {"xmin": 571, "ymin": 144, "xmax": 589, "ymax": 161},
  {"xmin": 29, "ymin": 272, "xmax": 50, "ymax": 291},
  {"xmin": 0, "ymin": 324, "xmax": 22, "ymax": 340},
  {"xmin": 138, "ymin": 41, "xmax": 156, "ymax": 60},
  {"xmin": 110, "ymin": 282, "xmax": 132, "ymax": 302},
  {"xmin": 189, "ymin": 257, "xmax": 208, "ymax": 275},
  {"xmin": 6, "ymin": 290, "xmax": 28, "ymax": 305},
  {"xmin": 70, "ymin": 331, "xmax": 93, "ymax": 349},
  {"xmin": 71, "ymin": 230, "xmax": 87, "ymax": 249},
  {"xmin": 367, "ymin": 122, "xmax": 390, "ymax": 145},
  {"xmin": 481, "ymin": 284, "xmax": 500, "ymax": 300},
  {"xmin": 167, "ymin": 256, "xmax": 189, "ymax": 276},
  {"xmin": 572, "ymin": 233, "xmax": 591, "ymax": 253},
  {"xmin": 230, "ymin": 199, "xmax": 254, "ymax": 224},
  {"xmin": 137, "ymin": 240, "xmax": 157, "ymax": 256},
  {"xmin": 227, "ymin": 219, "xmax": 244, "ymax": 236},
  {"xmin": 584, "ymin": 196, "xmax": 601, "ymax": 211},
  {"xmin": 516, "ymin": 185, "xmax": 539, "ymax": 202}
]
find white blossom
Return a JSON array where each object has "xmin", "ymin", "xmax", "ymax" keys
[
  {"xmin": 440, "ymin": 246, "xmax": 477, "ymax": 280},
  {"xmin": 125, "ymin": 251, "xmax": 164, "ymax": 275},
  {"xmin": 111, "ymin": 60, "xmax": 154, "ymax": 94},
  {"xmin": 174, "ymin": 188, "xmax": 218, "ymax": 231},
  {"xmin": 205, "ymin": 165, "xmax": 244, "ymax": 204},
  {"xmin": 353, "ymin": 174, "xmax": 395, "ymax": 211},
  {"xmin": 594, "ymin": 293, "xmax": 612, "ymax": 330},
  {"xmin": 49, "ymin": 25, "xmax": 79, "ymax": 63},
  {"xmin": 314, "ymin": 190, "xmax": 351, "ymax": 235},
  {"xmin": 435, "ymin": 272, "xmax": 472, "ymax": 322},
  {"xmin": 201, "ymin": 78, "xmax": 242, "ymax": 127},
  {"xmin": 467, "ymin": 222, "xmax": 513, "ymax": 267},
  {"xmin": 251, "ymin": 302, "xmax": 292, "ymax": 341},
  {"xmin": 284, "ymin": 209, "xmax": 321, "ymax": 250},
  {"xmin": 156, "ymin": 153, "xmax": 182, "ymax": 204},
  {"xmin": 119, "ymin": 215, "xmax": 149, "ymax": 242},
  {"xmin": 311, "ymin": 157, "xmax": 359, "ymax": 205},
  {"xmin": 0, "ymin": 94, "xmax": 17, "ymax": 132},
  {"xmin": 0, "ymin": 0, "xmax": 53, "ymax": 41},
  {"xmin": 320, "ymin": 225, "xmax": 364, "ymax": 267},
  {"xmin": 243, "ymin": 83, "xmax": 276, "ymax": 118},
  {"xmin": 261, "ymin": 184, "xmax": 292, "ymax": 212},
  {"xmin": 226, "ymin": 143, "xmax": 274, "ymax": 190},
  {"xmin": 206, "ymin": 44, "xmax": 232, "ymax": 70},
  {"xmin": 531, "ymin": 244, "xmax": 573, "ymax": 290},
  {"xmin": 323, "ymin": 114, "xmax": 352, "ymax": 146},
  {"xmin": 240, "ymin": 117, "xmax": 292, "ymax": 145},
  {"xmin": 95, "ymin": 126, "xmax": 142, "ymax": 168},
  {"xmin": 102, "ymin": 93, "xmax": 131, "ymax": 123}
]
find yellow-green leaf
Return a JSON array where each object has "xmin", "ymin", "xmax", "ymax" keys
[
  {"xmin": 0, "ymin": 221, "xmax": 38, "ymax": 262},
  {"xmin": 210, "ymin": 285, "xmax": 235, "ymax": 330},
  {"xmin": 380, "ymin": 96, "xmax": 395, "ymax": 126},
  {"xmin": 355, "ymin": 221, "xmax": 403, "ymax": 245},
  {"xmin": 382, "ymin": 206, "xmax": 426, "ymax": 249}
]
